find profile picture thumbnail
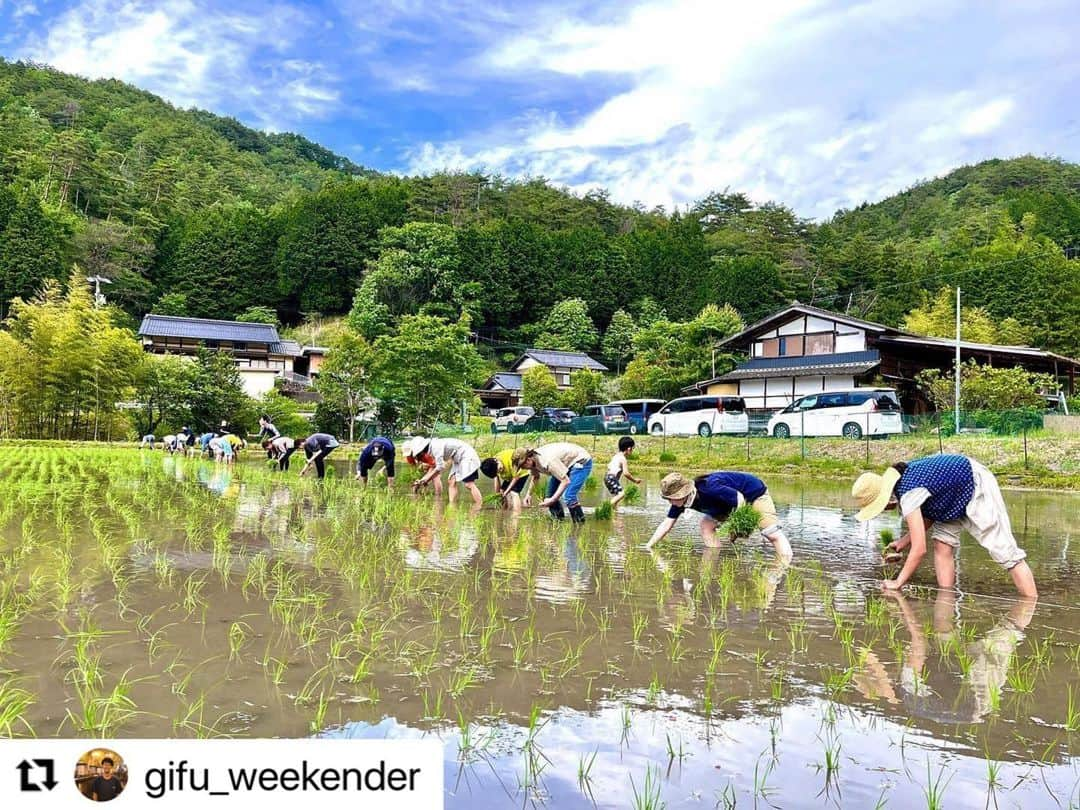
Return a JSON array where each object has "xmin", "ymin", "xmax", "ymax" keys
[{"xmin": 75, "ymin": 748, "xmax": 127, "ymax": 802}]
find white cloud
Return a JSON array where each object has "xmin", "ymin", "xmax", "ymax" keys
[
  {"xmin": 19, "ymin": 0, "xmax": 341, "ymax": 126},
  {"xmin": 406, "ymin": 0, "xmax": 1080, "ymax": 218}
]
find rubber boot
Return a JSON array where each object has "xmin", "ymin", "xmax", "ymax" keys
[
  {"xmin": 568, "ymin": 504, "xmax": 586, "ymax": 524},
  {"xmin": 548, "ymin": 501, "xmax": 566, "ymax": 520}
]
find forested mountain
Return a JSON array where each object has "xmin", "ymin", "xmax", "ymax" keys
[{"xmin": 1, "ymin": 58, "xmax": 1078, "ymax": 359}]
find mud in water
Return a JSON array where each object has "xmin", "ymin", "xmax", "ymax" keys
[{"xmin": 1, "ymin": 447, "xmax": 1078, "ymax": 808}]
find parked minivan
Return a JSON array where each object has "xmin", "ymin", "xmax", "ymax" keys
[
  {"xmin": 570, "ymin": 405, "xmax": 631, "ymax": 435},
  {"xmin": 492, "ymin": 406, "xmax": 535, "ymax": 432},
  {"xmin": 647, "ymin": 396, "xmax": 749, "ymax": 437},
  {"xmin": 767, "ymin": 388, "xmax": 902, "ymax": 439},
  {"xmin": 608, "ymin": 399, "xmax": 666, "ymax": 434}
]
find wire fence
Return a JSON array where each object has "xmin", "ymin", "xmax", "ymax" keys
[{"xmin": 432, "ymin": 408, "xmax": 1076, "ymax": 475}]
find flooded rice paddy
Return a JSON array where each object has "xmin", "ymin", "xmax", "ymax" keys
[{"xmin": 1, "ymin": 445, "xmax": 1079, "ymax": 808}]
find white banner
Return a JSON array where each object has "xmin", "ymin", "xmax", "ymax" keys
[{"xmin": 0, "ymin": 739, "xmax": 443, "ymax": 809}]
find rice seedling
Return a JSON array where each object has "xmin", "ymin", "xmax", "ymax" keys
[
  {"xmin": 623, "ymin": 484, "xmax": 641, "ymax": 504},
  {"xmin": 594, "ymin": 501, "xmax": 614, "ymax": 521},
  {"xmin": 1006, "ymin": 659, "xmax": 1038, "ymax": 694},
  {"xmin": 577, "ymin": 749, "xmax": 598, "ymax": 799},
  {"xmin": 878, "ymin": 528, "xmax": 895, "ymax": 547},
  {"xmin": 629, "ymin": 765, "xmax": 665, "ymax": 810},
  {"xmin": 0, "ymin": 681, "xmax": 35, "ymax": 736},
  {"xmin": 921, "ymin": 760, "xmax": 953, "ymax": 810},
  {"xmin": 658, "ymin": 451, "xmax": 677, "ymax": 463},
  {"xmin": 1066, "ymin": 686, "xmax": 1080, "ymax": 733},
  {"xmin": 721, "ymin": 504, "xmax": 761, "ymax": 540}
]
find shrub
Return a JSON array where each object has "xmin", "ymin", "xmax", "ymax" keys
[{"xmin": 659, "ymin": 451, "xmax": 677, "ymax": 463}]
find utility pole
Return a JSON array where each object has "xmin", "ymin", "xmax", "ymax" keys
[{"xmin": 955, "ymin": 286, "xmax": 961, "ymax": 436}]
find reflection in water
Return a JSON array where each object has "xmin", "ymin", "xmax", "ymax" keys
[{"xmin": 4, "ymin": 450, "xmax": 1080, "ymax": 810}]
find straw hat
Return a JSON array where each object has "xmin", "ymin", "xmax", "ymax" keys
[
  {"xmin": 660, "ymin": 472, "xmax": 694, "ymax": 501},
  {"xmin": 852, "ymin": 468, "xmax": 901, "ymax": 522},
  {"xmin": 510, "ymin": 447, "xmax": 531, "ymax": 470}
]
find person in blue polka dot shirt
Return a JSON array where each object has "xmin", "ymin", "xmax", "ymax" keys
[{"xmin": 852, "ymin": 454, "xmax": 1037, "ymax": 598}]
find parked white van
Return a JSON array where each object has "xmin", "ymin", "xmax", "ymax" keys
[
  {"xmin": 767, "ymin": 388, "xmax": 902, "ymax": 439},
  {"xmin": 648, "ymin": 396, "xmax": 749, "ymax": 437},
  {"xmin": 492, "ymin": 406, "xmax": 535, "ymax": 431}
]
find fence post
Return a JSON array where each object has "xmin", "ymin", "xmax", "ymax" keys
[
  {"xmin": 746, "ymin": 428, "xmax": 750, "ymax": 463},
  {"xmin": 937, "ymin": 412, "xmax": 943, "ymax": 455},
  {"xmin": 800, "ymin": 408, "xmax": 805, "ymax": 460},
  {"xmin": 1023, "ymin": 414, "xmax": 1028, "ymax": 469},
  {"xmin": 707, "ymin": 432, "xmax": 713, "ymax": 459},
  {"xmin": 865, "ymin": 411, "xmax": 871, "ymax": 465}
]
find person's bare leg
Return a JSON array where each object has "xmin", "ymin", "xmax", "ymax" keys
[
  {"xmin": 433, "ymin": 475, "xmax": 444, "ymax": 497},
  {"xmin": 467, "ymin": 482, "xmax": 483, "ymax": 507},
  {"xmin": 933, "ymin": 539, "xmax": 956, "ymax": 589},
  {"xmin": 505, "ymin": 492, "xmax": 522, "ymax": 514},
  {"xmin": 610, "ymin": 491, "xmax": 626, "ymax": 508},
  {"xmin": 701, "ymin": 517, "xmax": 720, "ymax": 548},
  {"xmin": 447, "ymin": 475, "xmax": 458, "ymax": 502},
  {"xmin": 1008, "ymin": 561, "xmax": 1038, "ymax": 598}
]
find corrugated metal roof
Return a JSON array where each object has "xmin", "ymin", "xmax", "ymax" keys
[
  {"xmin": 713, "ymin": 350, "xmax": 881, "ymax": 381},
  {"xmin": 139, "ymin": 314, "xmax": 280, "ymax": 343},
  {"xmin": 513, "ymin": 349, "xmax": 608, "ymax": 371}
]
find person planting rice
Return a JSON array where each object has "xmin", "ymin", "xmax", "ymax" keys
[
  {"xmin": 402, "ymin": 438, "xmax": 442, "ymax": 495},
  {"xmin": 852, "ymin": 454, "xmax": 1038, "ymax": 597},
  {"xmin": 355, "ymin": 436, "xmax": 396, "ymax": 487},
  {"xmin": 407, "ymin": 437, "xmax": 483, "ymax": 507},
  {"xmin": 209, "ymin": 434, "xmax": 233, "ymax": 464},
  {"xmin": 512, "ymin": 442, "xmax": 593, "ymax": 524},
  {"xmin": 140, "ymin": 433, "xmax": 155, "ymax": 449},
  {"xmin": 299, "ymin": 433, "xmax": 340, "ymax": 479},
  {"xmin": 223, "ymin": 433, "xmax": 245, "ymax": 461},
  {"xmin": 645, "ymin": 471, "xmax": 793, "ymax": 562},
  {"xmin": 264, "ymin": 435, "xmax": 297, "ymax": 471},
  {"xmin": 199, "ymin": 431, "xmax": 216, "ymax": 456},
  {"xmin": 162, "ymin": 434, "xmax": 181, "ymax": 454},
  {"xmin": 178, "ymin": 426, "xmax": 196, "ymax": 455},
  {"xmin": 605, "ymin": 436, "xmax": 642, "ymax": 509},
  {"xmin": 258, "ymin": 415, "xmax": 280, "ymax": 441},
  {"xmin": 480, "ymin": 448, "xmax": 532, "ymax": 513}
]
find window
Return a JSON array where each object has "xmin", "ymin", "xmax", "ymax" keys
[
  {"xmin": 818, "ymin": 393, "xmax": 848, "ymax": 408},
  {"xmin": 778, "ymin": 336, "xmax": 805, "ymax": 357},
  {"xmin": 234, "ymin": 342, "xmax": 247, "ymax": 351},
  {"xmin": 720, "ymin": 397, "xmax": 746, "ymax": 412},
  {"xmin": 760, "ymin": 338, "xmax": 780, "ymax": 358},
  {"xmin": 797, "ymin": 396, "xmax": 819, "ymax": 410},
  {"xmin": 558, "ymin": 374, "xmax": 571, "ymax": 386},
  {"xmin": 204, "ymin": 340, "xmax": 219, "ymax": 349},
  {"xmin": 700, "ymin": 397, "xmax": 719, "ymax": 410},
  {"xmin": 805, "ymin": 333, "xmax": 835, "ymax": 355}
]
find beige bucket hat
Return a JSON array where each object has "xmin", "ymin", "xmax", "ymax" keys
[
  {"xmin": 660, "ymin": 472, "xmax": 694, "ymax": 501},
  {"xmin": 852, "ymin": 468, "xmax": 902, "ymax": 522},
  {"xmin": 510, "ymin": 447, "xmax": 532, "ymax": 470}
]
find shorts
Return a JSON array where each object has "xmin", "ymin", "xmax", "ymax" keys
[
  {"xmin": 751, "ymin": 493, "xmax": 780, "ymax": 533},
  {"xmin": 926, "ymin": 460, "xmax": 1026, "ymax": 569},
  {"xmin": 604, "ymin": 474, "xmax": 623, "ymax": 495},
  {"xmin": 502, "ymin": 476, "xmax": 527, "ymax": 494},
  {"xmin": 459, "ymin": 470, "xmax": 479, "ymax": 484}
]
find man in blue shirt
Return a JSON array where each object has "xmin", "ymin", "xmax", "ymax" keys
[
  {"xmin": 299, "ymin": 433, "xmax": 340, "ymax": 479},
  {"xmin": 356, "ymin": 436, "xmax": 395, "ymax": 487},
  {"xmin": 646, "ymin": 471, "xmax": 792, "ymax": 562}
]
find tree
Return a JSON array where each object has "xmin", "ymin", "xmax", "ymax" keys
[
  {"xmin": 236, "ymin": 306, "xmax": 278, "ymax": 325},
  {"xmin": 0, "ymin": 191, "xmax": 71, "ymax": 319},
  {"xmin": 157, "ymin": 292, "xmax": 188, "ymax": 316},
  {"xmin": 560, "ymin": 368, "xmax": 605, "ymax": 412},
  {"xmin": 133, "ymin": 354, "xmax": 197, "ymax": 435},
  {"xmin": 254, "ymin": 389, "xmax": 311, "ymax": 438},
  {"xmin": 710, "ymin": 256, "xmax": 785, "ymax": 323},
  {"xmin": 903, "ymin": 287, "xmax": 1028, "ymax": 345},
  {"xmin": 316, "ymin": 330, "xmax": 374, "ymax": 443},
  {"xmin": 371, "ymin": 314, "xmax": 484, "ymax": 430},
  {"xmin": 520, "ymin": 364, "xmax": 560, "ymax": 411},
  {"xmin": 601, "ymin": 309, "xmax": 637, "ymax": 373},
  {"xmin": 616, "ymin": 305, "xmax": 743, "ymax": 400},
  {"xmin": 917, "ymin": 361, "xmax": 1054, "ymax": 411},
  {"xmin": 186, "ymin": 347, "xmax": 256, "ymax": 432},
  {"xmin": 535, "ymin": 298, "xmax": 598, "ymax": 352},
  {"xmin": 0, "ymin": 270, "xmax": 143, "ymax": 439}
]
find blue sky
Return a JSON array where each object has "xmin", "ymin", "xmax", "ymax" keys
[{"xmin": 2, "ymin": 0, "xmax": 1079, "ymax": 218}]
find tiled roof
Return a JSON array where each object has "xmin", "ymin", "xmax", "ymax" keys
[
  {"xmin": 481, "ymin": 373, "xmax": 523, "ymax": 391},
  {"xmin": 138, "ymin": 314, "xmax": 280, "ymax": 344},
  {"xmin": 512, "ymin": 349, "xmax": 608, "ymax": 372},
  {"xmin": 270, "ymin": 340, "xmax": 302, "ymax": 357},
  {"xmin": 712, "ymin": 350, "xmax": 881, "ymax": 381}
]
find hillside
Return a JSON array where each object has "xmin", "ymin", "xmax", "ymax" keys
[{"xmin": 0, "ymin": 59, "xmax": 1077, "ymax": 358}]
